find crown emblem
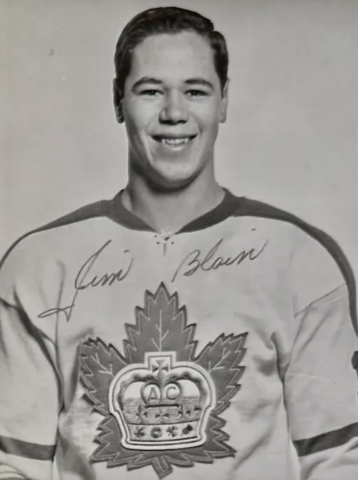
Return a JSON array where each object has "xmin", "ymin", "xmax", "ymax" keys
[
  {"xmin": 109, "ymin": 351, "xmax": 216, "ymax": 450},
  {"xmin": 80, "ymin": 283, "xmax": 248, "ymax": 479}
]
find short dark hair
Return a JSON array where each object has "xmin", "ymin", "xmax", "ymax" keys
[{"xmin": 113, "ymin": 6, "xmax": 229, "ymax": 112}]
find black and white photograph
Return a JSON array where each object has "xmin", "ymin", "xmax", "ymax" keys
[{"xmin": 1, "ymin": 1, "xmax": 358, "ymax": 479}]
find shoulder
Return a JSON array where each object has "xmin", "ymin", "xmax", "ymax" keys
[
  {"xmin": 228, "ymin": 193, "xmax": 357, "ymax": 328},
  {"xmin": 231, "ymin": 195, "xmax": 353, "ymax": 284},
  {"xmin": 0, "ymin": 198, "xmax": 116, "ymax": 299}
]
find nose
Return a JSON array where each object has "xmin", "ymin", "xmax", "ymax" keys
[{"xmin": 159, "ymin": 91, "xmax": 188, "ymax": 124}]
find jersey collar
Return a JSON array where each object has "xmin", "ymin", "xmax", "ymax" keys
[{"xmin": 107, "ymin": 188, "xmax": 242, "ymax": 234}]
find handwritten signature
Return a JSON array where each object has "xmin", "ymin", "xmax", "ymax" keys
[
  {"xmin": 38, "ymin": 239, "xmax": 133, "ymax": 322},
  {"xmin": 172, "ymin": 238, "xmax": 268, "ymax": 282}
]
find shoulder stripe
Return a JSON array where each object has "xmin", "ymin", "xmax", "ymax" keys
[
  {"xmin": 293, "ymin": 422, "xmax": 358, "ymax": 456},
  {"xmin": 232, "ymin": 196, "xmax": 358, "ymax": 335},
  {"xmin": 0, "ymin": 193, "xmax": 156, "ymax": 271},
  {"xmin": 0, "ymin": 200, "xmax": 112, "ymax": 270},
  {"xmin": 0, "ymin": 435, "xmax": 55, "ymax": 461}
]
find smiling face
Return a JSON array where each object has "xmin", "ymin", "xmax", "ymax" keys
[{"xmin": 120, "ymin": 31, "xmax": 228, "ymax": 190}]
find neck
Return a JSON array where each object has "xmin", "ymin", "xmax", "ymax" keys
[{"xmin": 121, "ymin": 170, "xmax": 225, "ymax": 235}]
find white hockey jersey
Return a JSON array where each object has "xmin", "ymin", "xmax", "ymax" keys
[{"xmin": 0, "ymin": 190, "xmax": 357, "ymax": 480}]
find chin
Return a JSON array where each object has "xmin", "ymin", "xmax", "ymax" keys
[
  {"xmin": 148, "ymin": 169, "xmax": 197, "ymax": 192},
  {"xmin": 165, "ymin": 165, "xmax": 201, "ymax": 183}
]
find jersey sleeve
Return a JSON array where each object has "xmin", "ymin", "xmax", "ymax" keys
[
  {"xmin": 284, "ymin": 234, "xmax": 358, "ymax": 479},
  {"xmin": 0, "ymin": 241, "xmax": 61, "ymax": 480},
  {"xmin": 0, "ymin": 299, "xmax": 60, "ymax": 480}
]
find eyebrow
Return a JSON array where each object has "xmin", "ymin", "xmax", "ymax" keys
[
  {"xmin": 132, "ymin": 77, "xmax": 163, "ymax": 90},
  {"xmin": 184, "ymin": 78, "xmax": 215, "ymax": 90},
  {"xmin": 132, "ymin": 77, "xmax": 215, "ymax": 90}
]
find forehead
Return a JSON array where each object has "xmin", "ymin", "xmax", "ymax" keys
[{"xmin": 128, "ymin": 31, "xmax": 218, "ymax": 84}]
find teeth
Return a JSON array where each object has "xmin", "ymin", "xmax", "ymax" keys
[{"xmin": 160, "ymin": 137, "xmax": 191, "ymax": 145}]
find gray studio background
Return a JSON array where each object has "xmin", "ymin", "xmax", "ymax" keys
[{"xmin": 1, "ymin": 0, "xmax": 357, "ymax": 278}]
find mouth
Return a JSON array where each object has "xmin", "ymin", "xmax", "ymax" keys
[{"xmin": 152, "ymin": 135, "xmax": 197, "ymax": 147}]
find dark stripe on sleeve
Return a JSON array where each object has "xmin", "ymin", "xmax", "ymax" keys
[
  {"xmin": 0, "ymin": 435, "xmax": 55, "ymax": 461},
  {"xmin": 294, "ymin": 422, "xmax": 358, "ymax": 456}
]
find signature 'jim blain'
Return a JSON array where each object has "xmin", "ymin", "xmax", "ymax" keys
[
  {"xmin": 38, "ymin": 240, "xmax": 133, "ymax": 322},
  {"xmin": 172, "ymin": 238, "xmax": 268, "ymax": 282}
]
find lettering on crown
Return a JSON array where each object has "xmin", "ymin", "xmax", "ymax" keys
[{"xmin": 109, "ymin": 352, "xmax": 216, "ymax": 451}]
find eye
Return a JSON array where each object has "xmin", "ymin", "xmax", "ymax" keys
[
  {"xmin": 140, "ymin": 89, "xmax": 163, "ymax": 97},
  {"xmin": 186, "ymin": 89, "xmax": 208, "ymax": 98}
]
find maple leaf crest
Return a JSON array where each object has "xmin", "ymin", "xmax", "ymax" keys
[{"xmin": 79, "ymin": 283, "xmax": 247, "ymax": 479}]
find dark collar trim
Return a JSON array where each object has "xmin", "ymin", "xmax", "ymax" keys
[
  {"xmin": 178, "ymin": 189, "xmax": 242, "ymax": 233},
  {"xmin": 108, "ymin": 191, "xmax": 154, "ymax": 232},
  {"xmin": 107, "ymin": 188, "xmax": 242, "ymax": 234}
]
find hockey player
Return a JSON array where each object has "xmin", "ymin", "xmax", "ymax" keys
[{"xmin": 0, "ymin": 6, "xmax": 357, "ymax": 480}]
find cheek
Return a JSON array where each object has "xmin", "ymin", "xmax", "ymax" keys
[
  {"xmin": 193, "ymin": 103, "xmax": 222, "ymax": 131},
  {"xmin": 123, "ymin": 99, "xmax": 158, "ymax": 131}
]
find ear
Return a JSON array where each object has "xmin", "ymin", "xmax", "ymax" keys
[
  {"xmin": 219, "ymin": 79, "xmax": 229, "ymax": 124},
  {"xmin": 113, "ymin": 78, "xmax": 124, "ymax": 124}
]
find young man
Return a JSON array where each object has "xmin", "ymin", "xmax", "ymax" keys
[{"xmin": 0, "ymin": 6, "xmax": 357, "ymax": 480}]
